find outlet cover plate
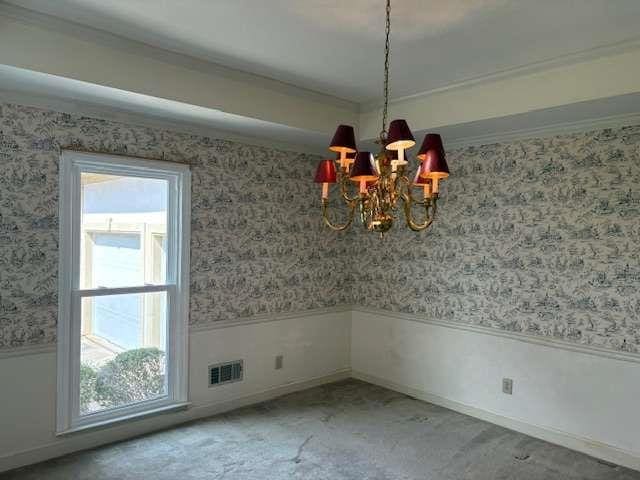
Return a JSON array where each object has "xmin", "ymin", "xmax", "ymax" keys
[{"xmin": 502, "ymin": 378, "xmax": 513, "ymax": 395}]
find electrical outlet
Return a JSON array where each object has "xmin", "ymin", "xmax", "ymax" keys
[
  {"xmin": 275, "ymin": 355, "xmax": 284, "ymax": 370},
  {"xmin": 502, "ymin": 378, "xmax": 513, "ymax": 395}
]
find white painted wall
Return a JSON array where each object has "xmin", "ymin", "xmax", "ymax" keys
[
  {"xmin": 0, "ymin": 309, "xmax": 351, "ymax": 473},
  {"xmin": 350, "ymin": 309, "xmax": 640, "ymax": 471}
]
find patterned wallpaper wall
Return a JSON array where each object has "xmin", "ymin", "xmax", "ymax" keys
[
  {"xmin": 0, "ymin": 102, "xmax": 350, "ymax": 349},
  {"xmin": 350, "ymin": 124, "xmax": 640, "ymax": 353},
  {"xmin": 1, "ymin": 100, "xmax": 639, "ymax": 355}
]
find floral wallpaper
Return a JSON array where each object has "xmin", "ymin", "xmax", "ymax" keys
[
  {"xmin": 1, "ymin": 100, "xmax": 639, "ymax": 355},
  {"xmin": 0, "ymin": 102, "xmax": 350, "ymax": 349},
  {"xmin": 350, "ymin": 124, "xmax": 640, "ymax": 353}
]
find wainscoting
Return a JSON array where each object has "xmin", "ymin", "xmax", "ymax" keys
[
  {"xmin": 351, "ymin": 308, "xmax": 640, "ymax": 471},
  {"xmin": 3, "ymin": 307, "xmax": 640, "ymax": 473},
  {"xmin": 0, "ymin": 308, "xmax": 351, "ymax": 473}
]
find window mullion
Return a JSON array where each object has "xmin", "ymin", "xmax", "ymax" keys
[{"xmin": 76, "ymin": 284, "xmax": 171, "ymax": 298}]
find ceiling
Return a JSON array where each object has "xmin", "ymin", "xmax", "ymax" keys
[{"xmin": 6, "ymin": 0, "xmax": 640, "ymax": 104}]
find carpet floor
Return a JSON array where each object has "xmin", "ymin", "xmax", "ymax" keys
[{"xmin": 3, "ymin": 379, "xmax": 638, "ymax": 480}]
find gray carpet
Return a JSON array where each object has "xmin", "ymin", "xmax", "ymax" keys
[{"xmin": 3, "ymin": 379, "xmax": 639, "ymax": 480}]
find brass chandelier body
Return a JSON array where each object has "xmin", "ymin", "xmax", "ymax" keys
[
  {"xmin": 321, "ymin": 152, "xmax": 437, "ymax": 233},
  {"xmin": 314, "ymin": 0, "xmax": 450, "ymax": 235}
]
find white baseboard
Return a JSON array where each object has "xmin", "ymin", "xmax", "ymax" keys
[
  {"xmin": 4, "ymin": 368, "xmax": 639, "ymax": 474},
  {"xmin": 352, "ymin": 370, "xmax": 640, "ymax": 473},
  {"xmin": 0, "ymin": 368, "xmax": 351, "ymax": 474}
]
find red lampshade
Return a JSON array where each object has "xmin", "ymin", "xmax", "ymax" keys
[
  {"xmin": 349, "ymin": 152, "xmax": 378, "ymax": 182},
  {"xmin": 314, "ymin": 159, "xmax": 337, "ymax": 183},
  {"xmin": 329, "ymin": 125, "xmax": 357, "ymax": 154},
  {"xmin": 386, "ymin": 119, "xmax": 415, "ymax": 151},
  {"xmin": 417, "ymin": 134, "xmax": 449, "ymax": 179}
]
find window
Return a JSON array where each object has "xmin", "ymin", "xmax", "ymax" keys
[{"xmin": 57, "ymin": 151, "xmax": 190, "ymax": 433}]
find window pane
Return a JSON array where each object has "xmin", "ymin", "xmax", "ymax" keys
[
  {"xmin": 80, "ymin": 173, "xmax": 168, "ymax": 288},
  {"xmin": 80, "ymin": 292, "xmax": 168, "ymax": 415},
  {"xmin": 91, "ymin": 233, "xmax": 143, "ymax": 288}
]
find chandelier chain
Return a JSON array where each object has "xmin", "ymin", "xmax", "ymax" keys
[{"xmin": 381, "ymin": 0, "xmax": 391, "ymax": 141}]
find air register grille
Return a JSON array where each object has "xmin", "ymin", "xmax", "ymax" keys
[{"xmin": 209, "ymin": 360, "xmax": 243, "ymax": 387}]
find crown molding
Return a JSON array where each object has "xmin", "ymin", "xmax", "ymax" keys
[
  {"xmin": 0, "ymin": 3, "xmax": 358, "ymax": 112},
  {"xmin": 444, "ymin": 111, "xmax": 640, "ymax": 150},
  {"xmin": 357, "ymin": 106, "xmax": 640, "ymax": 153},
  {"xmin": 0, "ymin": 89, "xmax": 328, "ymax": 156},
  {"xmin": 360, "ymin": 36, "xmax": 640, "ymax": 112}
]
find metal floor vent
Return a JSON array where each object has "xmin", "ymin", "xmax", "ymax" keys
[{"xmin": 209, "ymin": 360, "xmax": 243, "ymax": 387}]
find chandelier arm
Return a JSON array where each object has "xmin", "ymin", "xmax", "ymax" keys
[
  {"xmin": 400, "ymin": 192, "xmax": 437, "ymax": 232},
  {"xmin": 398, "ymin": 175, "xmax": 428, "ymax": 205},
  {"xmin": 339, "ymin": 175, "xmax": 360, "ymax": 203},
  {"xmin": 321, "ymin": 199, "xmax": 357, "ymax": 231}
]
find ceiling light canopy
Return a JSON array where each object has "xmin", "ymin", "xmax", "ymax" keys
[{"xmin": 313, "ymin": 0, "xmax": 451, "ymax": 234}]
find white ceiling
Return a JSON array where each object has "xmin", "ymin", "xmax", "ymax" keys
[{"xmin": 5, "ymin": 0, "xmax": 640, "ymax": 104}]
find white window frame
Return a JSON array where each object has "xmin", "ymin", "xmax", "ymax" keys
[{"xmin": 57, "ymin": 151, "xmax": 191, "ymax": 434}]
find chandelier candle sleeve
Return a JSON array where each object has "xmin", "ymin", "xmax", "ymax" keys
[
  {"xmin": 413, "ymin": 168, "xmax": 432, "ymax": 199},
  {"xmin": 336, "ymin": 151, "xmax": 356, "ymax": 171},
  {"xmin": 387, "ymin": 149, "xmax": 407, "ymax": 178},
  {"xmin": 314, "ymin": 159, "xmax": 337, "ymax": 199},
  {"xmin": 387, "ymin": 149, "xmax": 411, "ymax": 162}
]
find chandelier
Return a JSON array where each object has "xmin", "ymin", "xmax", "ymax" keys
[{"xmin": 313, "ymin": 0, "xmax": 450, "ymax": 234}]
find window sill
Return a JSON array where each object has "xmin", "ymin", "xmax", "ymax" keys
[{"xmin": 56, "ymin": 402, "xmax": 191, "ymax": 436}]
